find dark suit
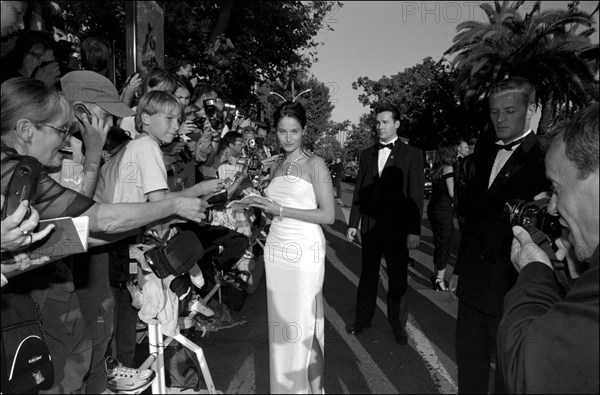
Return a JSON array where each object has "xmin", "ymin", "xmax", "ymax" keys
[
  {"xmin": 497, "ymin": 246, "xmax": 599, "ymax": 394},
  {"xmin": 454, "ymin": 132, "xmax": 550, "ymax": 393},
  {"xmin": 349, "ymin": 140, "xmax": 424, "ymax": 331}
]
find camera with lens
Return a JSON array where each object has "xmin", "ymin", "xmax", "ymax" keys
[
  {"xmin": 202, "ymin": 99, "xmax": 224, "ymax": 131},
  {"xmin": 504, "ymin": 198, "xmax": 561, "ymax": 240},
  {"xmin": 174, "ymin": 134, "xmax": 194, "ymax": 164},
  {"xmin": 192, "ymin": 116, "xmax": 206, "ymax": 129}
]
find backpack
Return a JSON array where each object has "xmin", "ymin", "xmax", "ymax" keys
[
  {"xmin": 0, "ymin": 150, "xmax": 54, "ymax": 393},
  {"xmin": 1, "ymin": 291, "xmax": 54, "ymax": 394}
]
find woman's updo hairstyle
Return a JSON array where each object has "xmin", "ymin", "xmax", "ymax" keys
[{"xmin": 273, "ymin": 101, "xmax": 307, "ymax": 129}]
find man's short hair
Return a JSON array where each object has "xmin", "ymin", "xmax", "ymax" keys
[
  {"xmin": 223, "ymin": 131, "xmax": 242, "ymax": 146},
  {"xmin": 489, "ymin": 77, "xmax": 537, "ymax": 106},
  {"xmin": 255, "ymin": 120, "xmax": 269, "ymax": 132},
  {"xmin": 194, "ymin": 83, "xmax": 218, "ymax": 102},
  {"xmin": 173, "ymin": 58, "xmax": 191, "ymax": 73},
  {"xmin": 375, "ymin": 102, "xmax": 401, "ymax": 122},
  {"xmin": 546, "ymin": 102, "xmax": 599, "ymax": 179}
]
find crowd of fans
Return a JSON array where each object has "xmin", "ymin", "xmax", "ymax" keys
[{"xmin": 0, "ymin": 2, "xmax": 281, "ymax": 392}]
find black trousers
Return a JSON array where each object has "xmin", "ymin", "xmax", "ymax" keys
[
  {"xmin": 456, "ymin": 301, "xmax": 507, "ymax": 394},
  {"xmin": 355, "ymin": 232, "xmax": 409, "ymax": 331}
]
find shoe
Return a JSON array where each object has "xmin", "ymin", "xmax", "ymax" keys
[
  {"xmin": 346, "ymin": 322, "xmax": 372, "ymax": 335},
  {"xmin": 105, "ymin": 356, "xmax": 156, "ymax": 393},
  {"xmin": 394, "ymin": 328, "xmax": 408, "ymax": 345},
  {"xmin": 189, "ymin": 298, "xmax": 215, "ymax": 318},
  {"xmin": 430, "ymin": 275, "xmax": 448, "ymax": 291}
]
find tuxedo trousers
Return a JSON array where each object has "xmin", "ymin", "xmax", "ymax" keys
[
  {"xmin": 355, "ymin": 231, "xmax": 409, "ymax": 330},
  {"xmin": 456, "ymin": 301, "xmax": 507, "ymax": 394}
]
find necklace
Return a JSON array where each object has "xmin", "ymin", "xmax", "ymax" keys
[{"xmin": 284, "ymin": 153, "xmax": 304, "ymax": 176}]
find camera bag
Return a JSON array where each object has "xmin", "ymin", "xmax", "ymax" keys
[{"xmin": 144, "ymin": 229, "xmax": 204, "ymax": 279}]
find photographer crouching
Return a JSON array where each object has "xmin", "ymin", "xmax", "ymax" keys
[{"xmin": 497, "ymin": 102, "xmax": 599, "ymax": 394}]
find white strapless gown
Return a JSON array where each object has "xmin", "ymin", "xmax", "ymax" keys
[{"xmin": 264, "ymin": 175, "xmax": 326, "ymax": 394}]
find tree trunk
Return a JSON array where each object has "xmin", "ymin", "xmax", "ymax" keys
[{"xmin": 537, "ymin": 95, "xmax": 554, "ymax": 135}]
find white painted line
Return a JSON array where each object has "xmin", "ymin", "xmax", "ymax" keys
[
  {"xmin": 326, "ymin": 244, "xmax": 458, "ymax": 394},
  {"xmin": 226, "ymin": 354, "xmax": 255, "ymax": 394},
  {"xmin": 323, "ymin": 297, "xmax": 398, "ymax": 393}
]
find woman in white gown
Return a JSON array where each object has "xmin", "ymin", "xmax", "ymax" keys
[{"xmin": 247, "ymin": 101, "xmax": 335, "ymax": 394}]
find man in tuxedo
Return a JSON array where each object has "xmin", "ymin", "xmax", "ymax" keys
[
  {"xmin": 448, "ymin": 77, "xmax": 550, "ymax": 393},
  {"xmin": 497, "ymin": 102, "xmax": 599, "ymax": 394},
  {"xmin": 346, "ymin": 102, "xmax": 424, "ymax": 345}
]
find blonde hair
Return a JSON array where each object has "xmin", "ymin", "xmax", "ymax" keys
[
  {"xmin": 135, "ymin": 91, "xmax": 182, "ymax": 133},
  {"xmin": 1, "ymin": 77, "xmax": 73, "ymax": 138}
]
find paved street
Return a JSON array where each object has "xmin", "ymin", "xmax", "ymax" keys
[{"xmin": 150, "ymin": 180, "xmax": 464, "ymax": 394}]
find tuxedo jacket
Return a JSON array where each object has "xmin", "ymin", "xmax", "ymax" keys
[
  {"xmin": 349, "ymin": 141, "xmax": 424, "ymax": 242},
  {"xmin": 454, "ymin": 132, "xmax": 550, "ymax": 316}
]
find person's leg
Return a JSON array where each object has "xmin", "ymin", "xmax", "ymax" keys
[
  {"xmin": 436, "ymin": 209, "xmax": 455, "ymax": 275},
  {"xmin": 83, "ymin": 274, "xmax": 115, "ymax": 393},
  {"xmin": 383, "ymin": 241, "xmax": 409, "ymax": 330},
  {"xmin": 487, "ymin": 313, "xmax": 507, "ymax": 394},
  {"xmin": 457, "ymin": 302, "xmax": 492, "ymax": 394},
  {"xmin": 74, "ymin": 251, "xmax": 115, "ymax": 393},
  {"xmin": 34, "ymin": 288, "xmax": 92, "ymax": 394},
  {"xmin": 354, "ymin": 233, "xmax": 384, "ymax": 326},
  {"xmin": 113, "ymin": 286, "xmax": 139, "ymax": 367}
]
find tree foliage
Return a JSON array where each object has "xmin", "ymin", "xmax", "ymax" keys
[
  {"xmin": 444, "ymin": 0, "xmax": 598, "ymax": 134},
  {"xmin": 314, "ymin": 134, "xmax": 342, "ymax": 162},
  {"xmin": 56, "ymin": 1, "xmax": 341, "ymax": 106},
  {"xmin": 352, "ymin": 57, "xmax": 486, "ymax": 151},
  {"xmin": 344, "ymin": 113, "xmax": 376, "ymax": 161}
]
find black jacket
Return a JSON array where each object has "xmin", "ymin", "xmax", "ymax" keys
[
  {"xmin": 497, "ymin": 246, "xmax": 599, "ymax": 394},
  {"xmin": 349, "ymin": 141, "xmax": 424, "ymax": 241},
  {"xmin": 454, "ymin": 133, "xmax": 550, "ymax": 315}
]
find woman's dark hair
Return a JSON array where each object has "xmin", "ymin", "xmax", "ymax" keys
[
  {"xmin": 273, "ymin": 101, "xmax": 307, "ymax": 129},
  {"xmin": 80, "ymin": 37, "xmax": 111, "ymax": 74},
  {"xmin": 174, "ymin": 74, "xmax": 194, "ymax": 101},
  {"xmin": 141, "ymin": 67, "xmax": 177, "ymax": 95},
  {"xmin": 431, "ymin": 140, "xmax": 458, "ymax": 181}
]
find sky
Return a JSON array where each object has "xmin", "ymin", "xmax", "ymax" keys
[{"xmin": 308, "ymin": 1, "xmax": 600, "ymax": 125}]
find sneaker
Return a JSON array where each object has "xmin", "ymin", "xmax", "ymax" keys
[
  {"xmin": 189, "ymin": 298, "xmax": 215, "ymax": 318},
  {"xmin": 105, "ymin": 356, "xmax": 156, "ymax": 393}
]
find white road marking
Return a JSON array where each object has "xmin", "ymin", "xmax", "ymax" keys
[{"xmin": 335, "ymin": 205, "xmax": 458, "ymax": 393}]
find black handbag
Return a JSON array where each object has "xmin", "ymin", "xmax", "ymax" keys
[{"xmin": 144, "ymin": 229, "xmax": 204, "ymax": 279}]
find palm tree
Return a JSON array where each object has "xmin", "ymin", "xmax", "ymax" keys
[{"xmin": 445, "ymin": 0, "xmax": 598, "ymax": 134}]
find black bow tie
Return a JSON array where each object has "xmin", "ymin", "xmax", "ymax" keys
[
  {"xmin": 377, "ymin": 141, "xmax": 395, "ymax": 150},
  {"xmin": 496, "ymin": 137, "xmax": 525, "ymax": 151}
]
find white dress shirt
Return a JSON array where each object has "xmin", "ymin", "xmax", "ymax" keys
[
  {"xmin": 378, "ymin": 137, "xmax": 399, "ymax": 175},
  {"xmin": 488, "ymin": 130, "xmax": 533, "ymax": 188}
]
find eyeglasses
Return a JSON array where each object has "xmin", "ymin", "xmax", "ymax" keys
[{"xmin": 38, "ymin": 123, "xmax": 72, "ymax": 141}]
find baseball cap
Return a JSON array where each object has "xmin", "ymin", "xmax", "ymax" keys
[{"xmin": 61, "ymin": 70, "xmax": 135, "ymax": 117}]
